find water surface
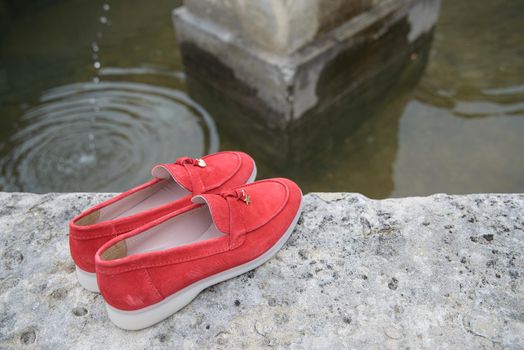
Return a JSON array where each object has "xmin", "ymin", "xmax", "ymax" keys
[{"xmin": 0, "ymin": 0, "xmax": 522, "ymax": 196}]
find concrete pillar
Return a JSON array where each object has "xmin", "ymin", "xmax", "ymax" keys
[
  {"xmin": 182, "ymin": 0, "xmax": 381, "ymax": 55},
  {"xmin": 173, "ymin": 0, "xmax": 441, "ymax": 132}
]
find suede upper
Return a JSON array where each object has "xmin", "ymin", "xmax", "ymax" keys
[
  {"xmin": 193, "ymin": 181, "xmax": 289, "ymax": 248},
  {"xmin": 95, "ymin": 178, "xmax": 302, "ymax": 311},
  {"xmin": 151, "ymin": 152, "xmax": 243, "ymax": 194},
  {"xmin": 69, "ymin": 151, "xmax": 255, "ymax": 273}
]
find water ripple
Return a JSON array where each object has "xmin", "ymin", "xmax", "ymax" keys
[{"xmin": 0, "ymin": 80, "xmax": 218, "ymax": 193}]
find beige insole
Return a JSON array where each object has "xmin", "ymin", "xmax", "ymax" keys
[
  {"xmin": 98, "ymin": 180, "xmax": 190, "ymax": 222},
  {"xmin": 102, "ymin": 206, "xmax": 223, "ymax": 260}
]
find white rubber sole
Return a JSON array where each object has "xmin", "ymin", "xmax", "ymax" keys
[
  {"xmin": 106, "ymin": 196, "xmax": 303, "ymax": 330},
  {"xmin": 247, "ymin": 163, "xmax": 257, "ymax": 184},
  {"xmin": 75, "ymin": 164, "xmax": 257, "ymax": 293},
  {"xmin": 76, "ymin": 266, "xmax": 99, "ymax": 292}
]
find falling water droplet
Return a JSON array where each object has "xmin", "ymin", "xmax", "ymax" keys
[
  {"xmin": 92, "ymin": 53, "xmax": 98, "ymax": 60},
  {"xmin": 103, "ymin": 3, "xmax": 110, "ymax": 11},
  {"xmin": 89, "ymin": 98, "xmax": 96, "ymax": 105},
  {"xmin": 91, "ymin": 42, "xmax": 99, "ymax": 52},
  {"xmin": 92, "ymin": 77, "xmax": 100, "ymax": 84},
  {"xmin": 88, "ymin": 133, "xmax": 95, "ymax": 141},
  {"xmin": 78, "ymin": 153, "xmax": 97, "ymax": 165},
  {"xmin": 94, "ymin": 62, "xmax": 101, "ymax": 69},
  {"xmin": 99, "ymin": 16, "xmax": 108, "ymax": 24}
]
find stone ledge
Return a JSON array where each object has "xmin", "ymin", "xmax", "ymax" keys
[{"xmin": 0, "ymin": 192, "xmax": 523, "ymax": 349}]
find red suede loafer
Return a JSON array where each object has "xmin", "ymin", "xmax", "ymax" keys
[
  {"xmin": 95, "ymin": 178, "xmax": 302, "ymax": 330},
  {"xmin": 69, "ymin": 151, "xmax": 256, "ymax": 292}
]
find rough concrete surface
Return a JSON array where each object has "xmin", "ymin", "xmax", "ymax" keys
[{"xmin": 0, "ymin": 192, "xmax": 523, "ymax": 349}]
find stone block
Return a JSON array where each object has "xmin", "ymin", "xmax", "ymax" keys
[
  {"xmin": 174, "ymin": 0, "xmax": 441, "ymax": 128},
  {"xmin": 0, "ymin": 192, "xmax": 523, "ymax": 348}
]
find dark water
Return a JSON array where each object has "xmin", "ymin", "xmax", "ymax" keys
[{"xmin": 0, "ymin": 0, "xmax": 523, "ymax": 197}]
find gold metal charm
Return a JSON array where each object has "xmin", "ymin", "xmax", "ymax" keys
[
  {"xmin": 196, "ymin": 158, "xmax": 206, "ymax": 167},
  {"xmin": 241, "ymin": 189, "xmax": 251, "ymax": 205}
]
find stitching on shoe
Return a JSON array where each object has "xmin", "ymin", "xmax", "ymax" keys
[
  {"xmin": 97, "ymin": 246, "xmax": 230, "ymax": 274},
  {"xmin": 144, "ymin": 268, "xmax": 163, "ymax": 299},
  {"xmin": 72, "ymin": 204, "xmax": 204, "ymax": 240}
]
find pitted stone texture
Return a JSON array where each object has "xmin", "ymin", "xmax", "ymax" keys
[{"xmin": 0, "ymin": 192, "xmax": 523, "ymax": 349}]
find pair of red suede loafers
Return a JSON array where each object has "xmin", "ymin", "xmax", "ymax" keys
[{"xmin": 69, "ymin": 151, "xmax": 302, "ymax": 330}]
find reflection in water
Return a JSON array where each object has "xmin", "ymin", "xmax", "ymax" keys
[
  {"xmin": 184, "ymin": 0, "xmax": 524, "ymax": 197},
  {"xmin": 416, "ymin": 0, "xmax": 524, "ymax": 119},
  {"xmin": 415, "ymin": 0, "xmax": 524, "ymax": 119},
  {"xmin": 394, "ymin": 101, "xmax": 524, "ymax": 196},
  {"xmin": 185, "ymin": 12, "xmax": 433, "ymax": 197},
  {"xmin": 0, "ymin": 0, "xmax": 523, "ymax": 196},
  {"xmin": 391, "ymin": 0, "xmax": 524, "ymax": 196},
  {"xmin": 0, "ymin": 77, "xmax": 218, "ymax": 192}
]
